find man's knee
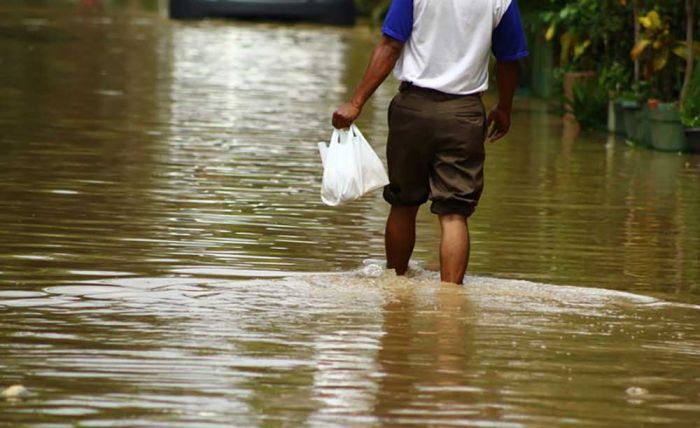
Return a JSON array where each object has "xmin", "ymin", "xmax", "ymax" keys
[
  {"xmin": 438, "ymin": 213, "xmax": 467, "ymax": 226},
  {"xmin": 390, "ymin": 204, "xmax": 421, "ymax": 218}
]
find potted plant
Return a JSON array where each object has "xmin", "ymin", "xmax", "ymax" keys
[
  {"xmin": 542, "ymin": 1, "xmax": 609, "ymax": 132},
  {"xmin": 600, "ymin": 62, "xmax": 631, "ymax": 134},
  {"xmin": 634, "ymin": 99, "xmax": 655, "ymax": 148},
  {"xmin": 536, "ymin": 0, "xmax": 636, "ymax": 134},
  {"xmin": 619, "ymin": 80, "xmax": 650, "ymax": 145},
  {"xmin": 682, "ymin": 66, "xmax": 700, "ymax": 153},
  {"xmin": 620, "ymin": 96, "xmax": 641, "ymax": 142},
  {"xmin": 648, "ymin": 101, "xmax": 688, "ymax": 152},
  {"xmin": 680, "ymin": 0, "xmax": 700, "ymax": 153},
  {"xmin": 631, "ymin": 10, "xmax": 689, "ymax": 152}
]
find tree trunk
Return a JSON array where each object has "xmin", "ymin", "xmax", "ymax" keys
[
  {"xmin": 681, "ymin": 0, "xmax": 695, "ymax": 106},
  {"xmin": 633, "ymin": 0, "xmax": 640, "ymax": 83}
]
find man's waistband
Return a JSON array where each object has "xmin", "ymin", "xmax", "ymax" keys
[{"xmin": 399, "ymin": 81, "xmax": 482, "ymax": 100}]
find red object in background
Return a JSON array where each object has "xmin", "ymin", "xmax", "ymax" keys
[{"xmin": 80, "ymin": 0, "xmax": 99, "ymax": 7}]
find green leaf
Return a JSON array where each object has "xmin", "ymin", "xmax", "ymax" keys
[
  {"xmin": 631, "ymin": 39, "xmax": 651, "ymax": 60},
  {"xmin": 370, "ymin": 0, "xmax": 391, "ymax": 26},
  {"xmin": 560, "ymin": 31, "xmax": 575, "ymax": 64},
  {"xmin": 639, "ymin": 10, "xmax": 662, "ymax": 30},
  {"xmin": 653, "ymin": 49, "xmax": 669, "ymax": 71},
  {"xmin": 545, "ymin": 23, "xmax": 556, "ymax": 41},
  {"xmin": 649, "ymin": 10, "xmax": 661, "ymax": 28},
  {"xmin": 673, "ymin": 42, "xmax": 700, "ymax": 60},
  {"xmin": 574, "ymin": 40, "xmax": 591, "ymax": 59}
]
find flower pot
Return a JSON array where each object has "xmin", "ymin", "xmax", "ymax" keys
[
  {"xmin": 614, "ymin": 100, "xmax": 626, "ymax": 134},
  {"xmin": 607, "ymin": 100, "xmax": 616, "ymax": 133},
  {"xmin": 685, "ymin": 128, "xmax": 700, "ymax": 154},
  {"xmin": 633, "ymin": 106, "xmax": 652, "ymax": 148},
  {"xmin": 608, "ymin": 100, "xmax": 626, "ymax": 134},
  {"xmin": 621, "ymin": 100, "xmax": 640, "ymax": 141},
  {"xmin": 649, "ymin": 103, "xmax": 688, "ymax": 152}
]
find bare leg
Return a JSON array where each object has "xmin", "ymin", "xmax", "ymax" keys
[
  {"xmin": 385, "ymin": 205, "xmax": 420, "ymax": 275},
  {"xmin": 438, "ymin": 214, "xmax": 470, "ymax": 284}
]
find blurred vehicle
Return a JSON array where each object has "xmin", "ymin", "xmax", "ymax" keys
[{"xmin": 169, "ymin": 0, "xmax": 355, "ymax": 26}]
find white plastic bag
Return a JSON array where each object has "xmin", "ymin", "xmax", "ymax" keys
[{"xmin": 318, "ymin": 124, "xmax": 389, "ymax": 207}]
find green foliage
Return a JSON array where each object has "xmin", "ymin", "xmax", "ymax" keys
[
  {"xmin": 536, "ymin": 0, "xmax": 631, "ymax": 70},
  {"xmin": 681, "ymin": 65, "xmax": 700, "ymax": 128},
  {"xmin": 353, "ymin": 0, "xmax": 390, "ymax": 26},
  {"xmin": 564, "ymin": 80, "xmax": 608, "ymax": 131},
  {"xmin": 354, "ymin": 0, "xmax": 386, "ymax": 16},
  {"xmin": 630, "ymin": 8, "xmax": 694, "ymax": 101},
  {"xmin": 527, "ymin": 0, "xmax": 691, "ymax": 103},
  {"xmin": 620, "ymin": 80, "xmax": 653, "ymax": 103},
  {"xmin": 353, "ymin": 0, "xmax": 371, "ymax": 14},
  {"xmin": 598, "ymin": 62, "xmax": 632, "ymax": 97},
  {"xmin": 633, "ymin": 2, "xmax": 695, "ymax": 102}
]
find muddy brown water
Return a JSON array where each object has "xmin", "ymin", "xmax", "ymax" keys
[{"xmin": 1, "ymin": 2, "xmax": 699, "ymax": 427}]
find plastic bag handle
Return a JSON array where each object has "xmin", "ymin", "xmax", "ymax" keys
[
  {"xmin": 330, "ymin": 128, "xmax": 341, "ymax": 146},
  {"xmin": 350, "ymin": 124, "xmax": 365, "ymax": 143},
  {"xmin": 334, "ymin": 127, "xmax": 352, "ymax": 146}
]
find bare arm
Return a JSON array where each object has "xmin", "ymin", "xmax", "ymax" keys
[
  {"xmin": 487, "ymin": 60, "xmax": 519, "ymax": 141},
  {"xmin": 332, "ymin": 36, "xmax": 404, "ymax": 129}
]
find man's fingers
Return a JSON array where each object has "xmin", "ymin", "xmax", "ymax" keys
[
  {"xmin": 486, "ymin": 117, "xmax": 496, "ymax": 138},
  {"xmin": 487, "ymin": 120, "xmax": 499, "ymax": 139},
  {"xmin": 333, "ymin": 117, "xmax": 349, "ymax": 129},
  {"xmin": 485, "ymin": 112, "xmax": 499, "ymax": 138},
  {"xmin": 488, "ymin": 123, "xmax": 497, "ymax": 139},
  {"xmin": 332, "ymin": 112, "xmax": 346, "ymax": 129},
  {"xmin": 332, "ymin": 105, "xmax": 357, "ymax": 129},
  {"xmin": 490, "ymin": 124, "xmax": 510, "ymax": 142},
  {"xmin": 490, "ymin": 129, "xmax": 506, "ymax": 141}
]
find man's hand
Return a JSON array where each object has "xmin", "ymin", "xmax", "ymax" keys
[
  {"xmin": 488, "ymin": 60, "xmax": 519, "ymax": 142},
  {"xmin": 486, "ymin": 105, "xmax": 511, "ymax": 142},
  {"xmin": 329, "ymin": 36, "xmax": 404, "ymax": 130},
  {"xmin": 332, "ymin": 102, "xmax": 361, "ymax": 129}
]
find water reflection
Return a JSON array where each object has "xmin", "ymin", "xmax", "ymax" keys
[
  {"xmin": 2, "ymin": 270, "xmax": 699, "ymax": 426},
  {"xmin": 373, "ymin": 283, "xmax": 479, "ymax": 424}
]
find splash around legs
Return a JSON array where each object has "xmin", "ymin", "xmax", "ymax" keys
[{"xmin": 384, "ymin": 207, "xmax": 469, "ymax": 284}]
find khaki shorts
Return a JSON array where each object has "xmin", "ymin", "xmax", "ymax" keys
[{"xmin": 383, "ymin": 82, "xmax": 486, "ymax": 217}]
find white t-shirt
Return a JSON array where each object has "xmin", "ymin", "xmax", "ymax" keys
[{"xmin": 382, "ymin": 0, "xmax": 528, "ymax": 95}]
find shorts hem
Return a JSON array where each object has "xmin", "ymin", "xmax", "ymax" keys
[
  {"xmin": 383, "ymin": 186, "xmax": 428, "ymax": 207},
  {"xmin": 430, "ymin": 200, "xmax": 476, "ymax": 217}
]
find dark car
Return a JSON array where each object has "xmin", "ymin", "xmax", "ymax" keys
[{"xmin": 169, "ymin": 0, "xmax": 356, "ymax": 26}]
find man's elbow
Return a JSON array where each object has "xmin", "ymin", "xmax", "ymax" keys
[
  {"xmin": 496, "ymin": 60, "xmax": 521, "ymax": 75},
  {"xmin": 379, "ymin": 35, "xmax": 404, "ymax": 56}
]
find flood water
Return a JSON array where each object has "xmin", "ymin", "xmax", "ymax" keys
[{"xmin": 1, "ymin": 2, "xmax": 700, "ymax": 427}]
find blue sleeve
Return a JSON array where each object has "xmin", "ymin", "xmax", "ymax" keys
[
  {"xmin": 381, "ymin": 0, "xmax": 413, "ymax": 43},
  {"xmin": 492, "ymin": 0, "xmax": 529, "ymax": 61}
]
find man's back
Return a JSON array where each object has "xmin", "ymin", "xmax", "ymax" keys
[{"xmin": 384, "ymin": 0, "xmax": 527, "ymax": 95}]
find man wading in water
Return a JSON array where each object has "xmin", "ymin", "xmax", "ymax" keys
[{"xmin": 332, "ymin": 0, "xmax": 528, "ymax": 284}]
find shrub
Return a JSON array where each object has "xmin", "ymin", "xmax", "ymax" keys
[
  {"xmin": 564, "ymin": 80, "xmax": 608, "ymax": 131},
  {"xmin": 681, "ymin": 65, "xmax": 700, "ymax": 128}
]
